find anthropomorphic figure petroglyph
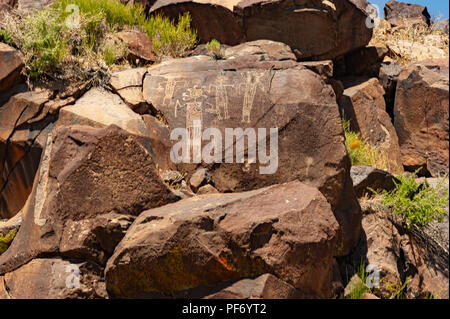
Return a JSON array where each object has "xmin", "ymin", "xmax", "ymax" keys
[
  {"xmin": 241, "ymin": 72, "xmax": 265, "ymax": 123},
  {"xmin": 163, "ymin": 80, "xmax": 177, "ymax": 107},
  {"xmin": 205, "ymin": 75, "xmax": 234, "ymax": 120},
  {"xmin": 181, "ymin": 85, "xmax": 207, "ymax": 134}
]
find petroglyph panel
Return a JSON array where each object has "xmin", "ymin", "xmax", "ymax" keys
[{"xmin": 144, "ymin": 71, "xmax": 269, "ymax": 130}]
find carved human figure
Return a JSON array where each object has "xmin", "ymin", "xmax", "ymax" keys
[{"xmin": 241, "ymin": 72, "xmax": 264, "ymax": 123}]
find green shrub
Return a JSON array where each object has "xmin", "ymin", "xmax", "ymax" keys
[
  {"xmin": 2, "ymin": 7, "xmax": 69, "ymax": 78},
  {"xmin": 0, "ymin": 29, "xmax": 14, "ymax": 46},
  {"xmin": 346, "ymin": 262, "xmax": 369, "ymax": 299},
  {"xmin": 0, "ymin": 230, "xmax": 17, "ymax": 255},
  {"xmin": 55, "ymin": 0, "xmax": 197, "ymax": 57},
  {"xmin": 380, "ymin": 172, "xmax": 449, "ymax": 228},
  {"xmin": 0, "ymin": 0, "xmax": 197, "ymax": 79},
  {"xmin": 206, "ymin": 38, "xmax": 222, "ymax": 59}
]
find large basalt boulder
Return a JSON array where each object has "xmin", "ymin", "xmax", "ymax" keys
[
  {"xmin": 0, "ymin": 258, "xmax": 107, "ymax": 299},
  {"xmin": 143, "ymin": 44, "xmax": 361, "ymax": 254},
  {"xmin": 149, "ymin": 0, "xmax": 373, "ymax": 60},
  {"xmin": 58, "ymin": 87, "xmax": 174, "ymax": 171},
  {"xmin": 394, "ymin": 59, "xmax": 449, "ymax": 176},
  {"xmin": 0, "ymin": 43, "xmax": 24, "ymax": 93},
  {"xmin": 353, "ymin": 199, "xmax": 449, "ymax": 298},
  {"xmin": 384, "ymin": 0, "xmax": 431, "ymax": 26},
  {"xmin": 350, "ymin": 165, "xmax": 398, "ymax": 198},
  {"xmin": 105, "ymin": 181, "xmax": 340, "ymax": 298},
  {"xmin": 338, "ymin": 77, "xmax": 403, "ymax": 171},
  {"xmin": 0, "ymin": 125, "xmax": 179, "ymax": 274}
]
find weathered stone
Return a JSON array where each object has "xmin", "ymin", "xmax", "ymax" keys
[
  {"xmin": 117, "ymin": 30, "xmax": 156, "ymax": 63},
  {"xmin": 0, "ymin": 43, "xmax": 24, "ymax": 93},
  {"xmin": 394, "ymin": 59, "xmax": 449, "ymax": 176},
  {"xmin": 223, "ymin": 40, "xmax": 296, "ymax": 62},
  {"xmin": 0, "ymin": 125, "xmax": 179, "ymax": 273},
  {"xmin": 196, "ymin": 184, "xmax": 219, "ymax": 195},
  {"xmin": 110, "ymin": 68, "xmax": 147, "ymax": 108},
  {"xmin": 403, "ymin": 235, "xmax": 449, "ymax": 299},
  {"xmin": 328, "ymin": 78, "xmax": 345, "ymax": 102},
  {"xmin": 384, "ymin": 0, "xmax": 431, "ymax": 26},
  {"xmin": 0, "ymin": 210, "xmax": 21, "ymax": 236},
  {"xmin": 339, "ymin": 77, "xmax": 403, "ymax": 171},
  {"xmin": 143, "ymin": 52, "xmax": 361, "ymax": 254},
  {"xmin": 0, "ymin": 91, "xmax": 53, "ymax": 219},
  {"xmin": 204, "ymin": 274, "xmax": 305, "ymax": 299},
  {"xmin": 433, "ymin": 18, "xmax": 449, "ymax": 35},
  {"xmin": 378, "ymin": 60, "xmax": 402, "ymax": 118},
  {"xmin": 350, "ymin": 165, "xmax": 398, "ymax": 198},
  {"xmin": 189, "ymin": 168, "xmax": 212, "ymax": 192},
  {"xmin": 105, "ymin": 181, "xmax": 340, "ymax": 298},
  {"xmin": 298, "ymin": 60, "xmax": 333, "ymax": 80},
  {"xmin": 58, "ymin": 88, "xmax": 149, "ymax": 138},
  {"xmin": 387, "ymin": 40, "xmax": 448, "ymax": 62},
  {"xmin": 150, "ymin": 0, "xmax": 373, "ymax": 60},
  {"xmin": 141, "ymin": 114, "xmax": 176, "ymax": 171},
  {"xmin": 353, "ymin": 199, "xmax": 405, "ymax": 296},
  {"xmin": 0, "ymin": 258, "xmax": 106, "ymax": 299},
  {"xmin": 353, "ymin": 198, "xmax": 449, "ymax": 299}
]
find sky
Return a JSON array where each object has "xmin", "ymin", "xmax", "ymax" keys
[{"xmin": 368, "ymin": 0, "xmax": 449, "ymax": 20}]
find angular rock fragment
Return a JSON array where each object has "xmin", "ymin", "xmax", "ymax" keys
[
  {"xmin": 204, "ymin": 274, "xmax": 305, "ymax": 299},
  {"xmin": 106, "ymin": 181, "xmax": 339, "ymax": 298},
  {"xmin": 350, "ymin": 165, "xmax": 398, "ymax": 198},
  {"xmin": 0, "ymin": 43, "xmax": 23, "ymax": 93},
  {"xmin": 339, "ymin": 77, "xmax": 403, "ymax": 171},
  {"xmin": 394, "ymin": 59, "xmax": 449, "ymax": 176},
  {"xmin": 0, "ymin": 258, "xmax": 106, "ymax": 299},
  {"xmin": 0, "ymin": 125, "xmax": 179, "ymax": 273}
]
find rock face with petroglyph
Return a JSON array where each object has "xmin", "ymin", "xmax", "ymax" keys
[
  {"xmin": 149, "ymin": 0, "xmax": 373, "ymax": 60},
  {"xmin": 394, "ymin": 59, "xmax": 449, "ymax": 176},
  {"xmin": 105, "ymin": 181, "xmax": 339, "ymax": 298},
  {"xmin": 143, "ymin": 43, "xmax": 361, "ymax": 254},
  {"xmin": 0, "ymin": 125, "xmax": 179, "ymax": 274}
]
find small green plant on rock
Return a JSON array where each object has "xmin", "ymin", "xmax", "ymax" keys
[
  {"xmin": 346, "ymin": 262, "xmax": 370, "ymax": 299},
  {"xmin": 206, "ymin": 38, "xmax": 223, "ymax": 59},
  {"xmin": 0, "ymin": 29, "xmax": 15, "ymax": 46},
  {"xmin": 380, "ymin": 171, "xmax": 449, "ymax": 228},
  {"xmin": 0, "ymin": 230, "xmax": 17, "ymax": 255},
  {"xmin": 0, "ymin": 0, "xmax": 197, "ymax": 80}
]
